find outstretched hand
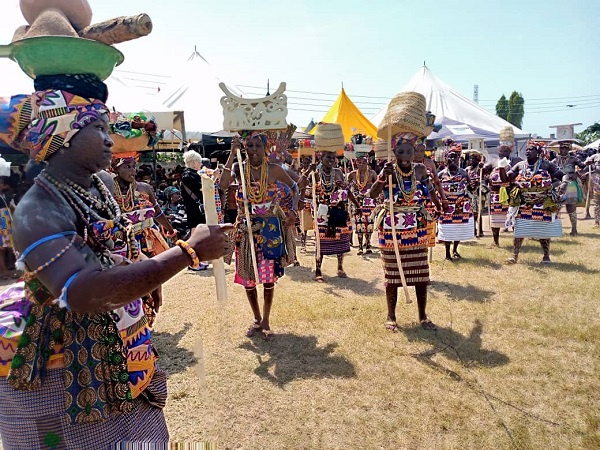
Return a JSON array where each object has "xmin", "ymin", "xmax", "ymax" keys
[{"xmin": 188, "ymin": 224, "xmax": 234, "ymax": 261}]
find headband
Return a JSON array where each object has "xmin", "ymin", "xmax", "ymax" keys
[{"xmin": 0, "ymin": 90, "xmax": 107, "ymax": 163}]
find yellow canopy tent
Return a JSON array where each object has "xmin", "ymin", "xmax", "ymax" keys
[{"xmin": 309, "ymin": 88, "xmax": 378, "ymax": 143}]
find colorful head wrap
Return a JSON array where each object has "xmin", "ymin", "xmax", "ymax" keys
[
  {"xmin": 355, "ymin": 152, "xmax": 369, "ymax": 161},
  {"xmin": 391, "ymin": 132, "xmax": 419, "ymax": 149},
  {"xmin": 0, "ymin": 90, "xmax": 107, "ymax": 163},
  {"xmin": 163, "ymin": 186, "xmax": 180, "ymax": 200},
  {"xmin": 446, "ymin": 143, "xmax": 463, "ymax": 155},
  {"xmin": 526, "ymin": 140, "xmax": 546, "ymax": 152},
  {"xmin": 240, "ymin": 131, "xmax": 272, "ymax": 155},
  {"xmin": 111, "ymin": 152, "xmax": 139, "ymax": 170}
]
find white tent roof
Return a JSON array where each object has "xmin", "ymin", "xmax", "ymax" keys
[
  {"xmin": 105, "ymin": 49, "xmax": 245, "ymax": 136},
  {"xmin": 371, "ymin": 66, "xmax": 527, "ymax": 141},
  {"xmin": 584, "ymin": 138, "xmax": 600, "ymax": 150},
  {"xmin": 156, "ymin": 49, "xmax": 245, "ymax": 134}
]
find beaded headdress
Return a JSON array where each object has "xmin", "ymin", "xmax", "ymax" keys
[{"xmin": 0, "ymin": 89, "xmax": 107, "ymax": 162}]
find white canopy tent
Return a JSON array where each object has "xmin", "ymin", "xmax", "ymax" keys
[
  {"xmin": 371, "ymin": 65, "xmax": 528, "ymax": 144},
  {"xmin": 105, "ymin": 48, "xmax": 245, "ymax": 143}
]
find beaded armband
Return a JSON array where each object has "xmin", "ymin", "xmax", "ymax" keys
[{"xmin": 176, "ymin": 240, "xmax": 200, "ymax": 269}]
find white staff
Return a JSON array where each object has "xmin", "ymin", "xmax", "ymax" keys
[
  {"xmin": 201, "ymin": 175, "xmax": 227, "ymax": 302},
  {"xmin": 236, "ymin": 148, "xmax": 260, "ymax": 284},
  {"xmin": 585, "ymin": 164, "xmax": 593, "ymax": 216},
  {"xmin": 312, "ymin": 153, "xmax": 321, "ymax": 259},
  {"xmin": 387, "ymin": 127, "xmax": 411, "ymax": 304}
]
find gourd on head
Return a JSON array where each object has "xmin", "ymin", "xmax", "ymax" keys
[{"xmin": 20, "ymin": 0, "xmax": 93, "ymax": 31}]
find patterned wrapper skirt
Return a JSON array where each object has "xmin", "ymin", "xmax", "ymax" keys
[
  {"xmin": 318, "ymin": 228, "xmax": 351, "ymax": 255},
  {"xmin": 0, "ymin": 208, "xmax": 12, "ymax": 249},
  {"xmin": 234, "ymin": 246, "xmax": 283, "ymax": 288},
  {"xmin": 0, "ymin": 367, "xmax": 169, "ymax": 449},
  {"xmin": 514, "ymin": 217, "xmax": 562, "ymax": 239},
  {"xmin": 380, "ymin": 246, "xmax": 429, "ymax": 287}
]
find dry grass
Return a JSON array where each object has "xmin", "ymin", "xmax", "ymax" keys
[
  {"xmin": 153, "ymin": 212, "xmax": 599, "ymax": 449},
  {"xmin": 3, "ymin": 214, "xmax": 598, "ymax": 449}
]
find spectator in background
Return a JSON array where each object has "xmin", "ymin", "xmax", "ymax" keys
[{"xmin": 181, "ymin": 150, "xmax": 208, "ymax": 270}]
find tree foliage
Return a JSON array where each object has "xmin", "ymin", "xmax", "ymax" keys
[
  {"xmin": 496, "ymin": 91, "xmax": 524, "ymax": 129},
  {"xmin": 496, "ymin": 95, "xmax": 508, "ymax": 121},
  {"xmin": 575, "ymin": 122, "xmax": 600, "ymax": 144}
]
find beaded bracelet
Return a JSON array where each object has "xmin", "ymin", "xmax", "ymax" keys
[{"xmin": 176, "ymin": 240, "xmax": 200, "ymax": 269}]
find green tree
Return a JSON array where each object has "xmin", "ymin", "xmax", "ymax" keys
[
  {"xmin": 506, "ymin": 91, "xmax": 525, "ymax": 129},
  {"xmin": 576, "ymin": 122, "xmax": 600, "ymax": 144},
  {"xmin": 496, "ymin": 94, "xmax": 508, "ymax": 121}
]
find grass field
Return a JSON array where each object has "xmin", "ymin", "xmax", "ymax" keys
[{"xmin": 153, "ymin": 213, "xmax": 599, "ymax": 449}]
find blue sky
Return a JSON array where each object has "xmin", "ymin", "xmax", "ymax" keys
[{"xmin": 1, "ymin": 0, "xmax": 599, "ymax": 136}]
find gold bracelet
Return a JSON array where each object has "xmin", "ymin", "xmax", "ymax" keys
[{"xmin": 176, "ymin": 240, "xmax": 200, "ymax": 269}]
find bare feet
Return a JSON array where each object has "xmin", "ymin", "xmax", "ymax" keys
[
  {"xmin": 385, "ymin": 320, "xmax": 399, "ymax": 332},
  {"xmin": 420, "ymin": 319, "xmax": 437, "ymax": 331}
]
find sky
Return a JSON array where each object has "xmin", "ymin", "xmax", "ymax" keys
[{"xmin": 1, "ymin": 0, "xmax": 599, "ymax": 137}]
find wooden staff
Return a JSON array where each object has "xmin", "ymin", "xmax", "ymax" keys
[
  {"xmin": 79, "ymin": 14, "xmax": 153, "ymax": 45},
  {"xmin": 201, "ymin": 175, "xmax": 227, "ymax": 302},
  {"xmin": 236, "ymin": 148, "xmax": 260, "ymax": 283},
  {"xmin": 387, "ymin": 127, "xmax": 411, "ymax": 304},
  {"xmin": 312, "ymin": 154, "xmax": 321, "ymax": 259}
]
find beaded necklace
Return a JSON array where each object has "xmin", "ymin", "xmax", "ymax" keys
[
  {"xmin": 38, "ymin": 171, "xmax": 139, "ymax": 260},
  {"xmin": 355, "ymin": 169, "xmax": 369, "ymax": 191},
  {"xmin": 244, "ymin": 157, "xmax": 268, "ymax": 204},
  {"xmin": 113, "ymin": 179, "xmax": 136, "ymax": 212},
  {"xmin": 394, "ymin": 164, "xmax": 417, "ymax": 203},
  {"xmin": 319, "ymin": 167, "xmax": 335, "ymax": 193}
]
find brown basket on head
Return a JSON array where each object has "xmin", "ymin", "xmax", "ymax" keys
[
  {"xmin": 111, "ymin": 133, "xmax": 150, "ymax": 153},
  {"xmin": 377, "ymin": 92, "xmax": 427, "ymax": 140},
  {"xmin": 298, "ymin": 146, "xmax": 316, "ymax": 156},
  {"xmin": 499, "ymin": 126, "xmax": 515, "ymax": 143},
  {"xmin": 373, "ymin": 138, "xmax": 390, "ymax": 160},
  {"xmin": 314, "ymin": 123, "xmax": 345, "ymax": 153}
]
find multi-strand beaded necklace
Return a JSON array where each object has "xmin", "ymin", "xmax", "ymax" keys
[
  {"xmin": 319, "ymin": 167, "xmax": 336, "ymax": 194},
  {"xmin": 244, "ymin": 158, "xmax": 269, "ymax": 204},
  {"xmin": 37, "ymin": 171, "xmax": 139, "ymax": 261},
  {"xmin": 113, "ymin": 179, "xmax": 136, "ymax": 212},
  {"xmin": 395, "ymin": 164, "xmax": 417, "ymax": 203}
]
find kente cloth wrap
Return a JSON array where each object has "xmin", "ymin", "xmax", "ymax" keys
[
  {"xmin": 374, "ymin": 173, "xmax": 431, "ymax": 286},
  {"xmin": 391, "ymin": 132, "xmax": 419, "ymax": 149},
  {"xmin": 349, "ymin": 175, "xmax": 376, "ymax": 235},
  {"xmin": 0, "ymin": 201, "xmax": 158, "ymax": 426},
  {"xmin": 489, "ymin": 168, "xmax": 511, "ymax": 228},
  {"xmin": 0, "ymin": 90, "xmax": 107, "ymax": 163},
  {"xmin": 437, "ymin": 168, "xmax": 475, "ymax": 241},
  {"xmin": 229, "ymin": 181, "xmax": 293, "ymax": 287},
  {"xmin": 312, "ymin": 185, "xmax": 353, "ymax": 255},
  {"xmin": 509, "ymin": 162, "xmax": 561, "ymax": 221},
  {"xmin": 375, "ymin": 176, "xmax": 431, "ymax": 250}
]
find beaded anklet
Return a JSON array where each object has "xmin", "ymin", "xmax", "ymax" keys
[{"xmin": 176, "ymin": 240, "xmax": 200, "ymax": 269}]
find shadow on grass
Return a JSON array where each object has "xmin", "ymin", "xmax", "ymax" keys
[
  {"xmin": 524, "ymin": 261, "xmax": 599, "ymax": 274},
  {"xmin": 458, "ymin": 256, "xmax": 503, "ymax": 270},
  {"xmin": 285, "ymin": 263, "xmax": 384, "ymax": 296},
  {"xmin": 519, "ymin": 243, "xmax": 566, "ymax": 256},
  {"xmin": 403, "ymin": 319, "xmax": 509, "ymax": 368},
  {"xmin": 429, "ymin": 281, "xmax": 495, "ymax": 302},
  {"xmin": 239, "ymin": 334, "xmax": 356, "ymax": 387},
  {"xmin": 152, "ymin": 322, "xmax": 197, "ymax": 376}
]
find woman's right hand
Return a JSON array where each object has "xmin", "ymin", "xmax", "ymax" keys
[
  {"xmin": 187, "ymin": 224, "xmax": 234, "ymax": 260},
  {"xmin": 380, "ymin": 161, "xmax": 394, "ymax": 178},
  {"xmin": 231, "ymin": 136, "xmax": 241, "ymax": 151}
]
